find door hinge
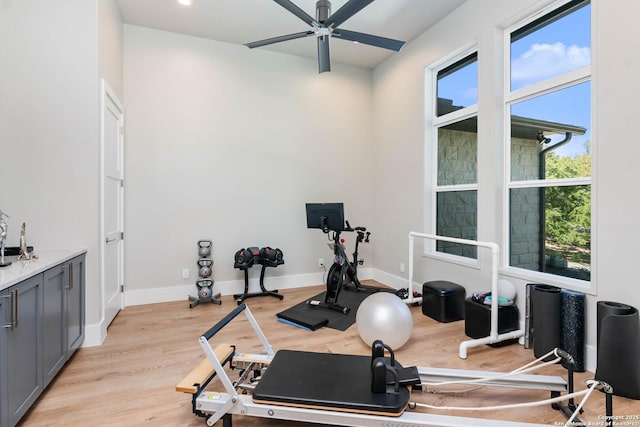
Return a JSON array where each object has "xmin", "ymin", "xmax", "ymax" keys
[
  {"xmin": 120, "ymin": 179, "xmax": 124, "ymax": 188},
  {"xmin": 120, "ymin": 284, "xmax": 125, "ymax": 293},
  {"xmin": 119, "ymin": 126, "xmax": 124, "ymax": 136},
  {"xmin": 120, "ymin": 231, "xmax": 124, "ymax": 240}
]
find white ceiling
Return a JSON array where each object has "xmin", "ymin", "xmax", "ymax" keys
[{"xmin": 115, "ymin": 0, "xmax": 467, "ymax": 70}]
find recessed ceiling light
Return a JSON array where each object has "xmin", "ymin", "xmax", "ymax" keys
[{"xmin": 177, "ymin": 0, "xmax": 193, "ymax": 6}]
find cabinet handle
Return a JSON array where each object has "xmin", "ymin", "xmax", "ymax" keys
[
  {"xmin": 69, "ymin": 262, "xmax": 74, "ymax": 290},
  {"xmin": 13, "ymin": 290, "xmax": 18, "ymax": 329},
  {"xmin": 62, "ymin": 262, "xmax": 74, "ymax": 289},
  {"xmin": 2, "ymin": 290, "xmax": 18, "ymax": 329}
]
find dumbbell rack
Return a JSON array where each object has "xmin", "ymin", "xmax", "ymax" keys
[
  {"xmin": 233, "ymin": 246, "xmax": 284, "ymax": 305},
  {"xmin": 189, "ymin": 240, "xmax": 222, "ymax": 308}
]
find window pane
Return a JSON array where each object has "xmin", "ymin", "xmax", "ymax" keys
[
  {"xmin": 436, "ymin": 190, "xmax": 477, "ymax": 259},
  {"xmin": 510, "ymin": 185, "xmax": 590, "ymax": 281},
  {"xmin": 437, "ymin": 117, "xmax": 478, "ymax": 186},
  {"xmin": 437, "ymin": 53, "xmax": 478, "ymax": 116},
  {"xmin": 510, "ymin": 82, "xmax": 591, "ymax": 181},
  {"xmin": 511, "ymin": 1, "xmax": 590, "ymax": 91}
]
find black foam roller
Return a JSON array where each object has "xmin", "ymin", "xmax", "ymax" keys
[
  {"xmin": 595, "ymin": 301, "xmax": 640, "ymax": 400},
  {"xmin": 532, "ymin": 284, "xmax": 561, "ymax": 359},
  {"xmin": 560, "ymin": 290, "xmax": 585, "ymax": 372}
]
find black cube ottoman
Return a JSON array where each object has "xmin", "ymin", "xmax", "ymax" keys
[
  {"xmin": 464, "ymin": 297, "xmax": 519, "ymax": 347},
  {"xmin": 422, "ymin": 281, "xmax": 465, "ymax": 322}
]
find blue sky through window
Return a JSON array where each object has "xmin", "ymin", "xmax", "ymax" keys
[
  {"xmin": 511, "ymin": 3, "xmax": 591, "ymax": 158},
  {"xmin": 437, "ymin": 2, "xmax": 591, "ymax": 159}
]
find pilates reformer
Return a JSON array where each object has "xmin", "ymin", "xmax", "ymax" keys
[{"xmin": 176, "ymin": 303, "xmax": 615, "ymax": 427}]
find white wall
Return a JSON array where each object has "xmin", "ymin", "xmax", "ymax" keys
[
  {"xmin": 123, "ymin": 26, "xmax": 375, "ymax": 300},
  {"xmin": 371, "ymin": 0, "xmax": 640, "ymax": 370},
  {"xmin": 99, "ymin": 0, "xmax": 124, "ymax": 100},
  {"xmin": 0, "ymin": 0, "xmax": 101, "ymax": 328}
]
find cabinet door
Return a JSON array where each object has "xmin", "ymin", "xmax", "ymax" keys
[
  {"xmin": 43, "ymin": 264, "xmax": 67, "ymax": 387},
  {"xmin": 67, "ymin": 254, "xmax": 85, "ymax": 355},
  {"xmin": 0, "ymin": 287, "xmax": 7, "ymax": 427},
  {"xmin": 1, "ymin": 275, "xmax": 43, "ymax": 426}
]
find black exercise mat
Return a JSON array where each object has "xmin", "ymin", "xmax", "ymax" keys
[
  {"xmin": 560, "ymin": 289, "xmax": 585, "ymax": 372},
  {"xmin": 277, "ymin": 288, "xmax": 377, "ymax": 331}
]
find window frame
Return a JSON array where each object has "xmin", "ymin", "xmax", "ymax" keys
[
  {"xmin": 425, "ymin": 45, "xmax": 480, "ymax": 267},
  {"xmin": 423, "ymin": 0, "xmax": 595, "ymax": 293},
  {"xmin": 500, "ymin": 0, "xmax": 594, "ymax": 293}
]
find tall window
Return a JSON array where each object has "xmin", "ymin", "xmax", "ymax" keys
[
  {"xmin": 507, "ymin": 0, "xmax": 591, "ymax": 281},
  {"xmin": 434, "ymin": 53, "xmax": 478, "ymax": 258}
]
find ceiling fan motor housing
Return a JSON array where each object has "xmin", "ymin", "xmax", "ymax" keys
[{"xmin": 316, "ymin": 0, "xmax": 331, "ymax": 23}]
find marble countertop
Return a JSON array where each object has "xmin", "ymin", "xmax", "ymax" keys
[{"xmin": 0, "ymin": 249, "xmax": 87, "ymax": 292}]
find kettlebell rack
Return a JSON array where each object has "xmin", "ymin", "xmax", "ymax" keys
[
  {"xmin": 189, "ymin": 240, "xmax": 222, "ymax": 308},
  {"xmin": 233, "ymin": 246, "xmax": 284, "ymax": 305}
]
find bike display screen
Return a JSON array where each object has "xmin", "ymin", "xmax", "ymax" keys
[{"xmin": 305, "ymin": 203, "xmax": 345, "ymax": 232}]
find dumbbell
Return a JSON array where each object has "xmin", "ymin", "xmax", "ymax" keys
[
  {"xmin": 259, "ymin": 246, "xmax": 284, "ymax": 263},
  {"xmin": 234, "ymin": 248, "xmax": 254, "ymax": 265}
]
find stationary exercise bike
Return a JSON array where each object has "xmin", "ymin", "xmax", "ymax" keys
[{"xmin": 308, "ymin": 220, "xmax": 370, "ymax": 314}]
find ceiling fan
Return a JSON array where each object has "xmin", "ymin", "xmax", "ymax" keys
[{"xmin": 245, "ymin": 0, "xmax": 406, "ymax": 73}]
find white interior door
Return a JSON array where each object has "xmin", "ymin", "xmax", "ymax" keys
[{"xmin": 101, "ymin": 80, "xmax": 124, "ymax": 329}]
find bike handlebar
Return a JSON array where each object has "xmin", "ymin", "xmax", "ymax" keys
[{"xmin": 344, "ymin": 220, "xmax": 366, "ymax": 233}]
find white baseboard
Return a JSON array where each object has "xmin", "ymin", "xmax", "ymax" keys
[
  {"xmin": 585, "ymin": 344, "xmax": 596, "ymax": 373},
  {"xmin": 83, "ymin": 319, "xmax": 108, "ymax": 347},
  {"xmin": 371, "ymin": 268, "xmax": 406, "ymax": 290},
  {"xmin": 122, "ymin": 269, "xmax": 375, "ymax": 307}
]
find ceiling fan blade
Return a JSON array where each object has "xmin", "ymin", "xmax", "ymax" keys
[
  {"xmin": 332, "ymin": 29, "xmax": 405, "ymax": 51},
  {"xmin": 245, "ymin": 31, "xmax": 314, "ymax": 49},
  {"xmin": 273, "ymin": 0, "xmax": 319, "ymax": 27},
  {"xmin": 323, "ymin": 0, "xmax": 375, "ymax": 28},
  {"xmin": 317, "ymin": 36, "xmax": 331, "ymax": 73}
]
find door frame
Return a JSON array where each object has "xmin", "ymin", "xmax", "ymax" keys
[{"xmin": 99, "ymin": 78, "xmax": 125, "ymax": 342}]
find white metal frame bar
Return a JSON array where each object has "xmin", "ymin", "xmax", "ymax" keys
[
  {"xmin": 407, "ymin": 231, "xmax": 524, "ymax": 358},
  {"xmin": 195, "ymin": 392, "xmax": 553, "ymax": 427}
]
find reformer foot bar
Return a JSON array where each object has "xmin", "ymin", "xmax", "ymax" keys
[{"xmin": 177, "ymin": 304, "xmax": 614, "ymax": 427}]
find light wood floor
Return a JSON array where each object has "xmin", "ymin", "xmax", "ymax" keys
[{"xmin": 20, "ymin": 282, "xmax": 638, "ymax": 426}]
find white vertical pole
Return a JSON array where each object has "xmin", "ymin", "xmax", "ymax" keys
[{"xmin": 407, "ymin": 233, "xmax": 418, "ymax": 303}]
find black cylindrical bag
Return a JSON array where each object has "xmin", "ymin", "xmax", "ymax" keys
[
  {"xmin": 595, "ymin": 301, "xmax": 640, "ymax": 400},
  {"xmin": 532, "ymin": 284, "xmax": 561, "ymax": 360}
]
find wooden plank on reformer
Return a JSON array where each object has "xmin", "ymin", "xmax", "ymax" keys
[
  {"xmin": 252, "ymin": 349, "xmax": 410, "ymax": 416},
  {"xmin": 176, "ymin": 343, "xmax": 234, "ymax": 394}
]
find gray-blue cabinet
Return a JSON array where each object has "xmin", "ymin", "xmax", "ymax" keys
[
  {"xmin": 67, "ymin": 255, "xmax": 85, "ymax": 356},
  {"xmin": 0, "ymin": 274, "xmax": 43, "ymax": 427},
  {"xmin": 0, "ymin": 253, "xmax": 85, "ymax": 427},
  {"xmin": 43, "ymin": 263, "xmax": 67, "ymax": 386}
]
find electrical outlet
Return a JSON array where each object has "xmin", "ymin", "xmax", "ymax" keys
[
  {"xmin": 400, "ymin": 262, "xmax": 405, "ymax": 273},
  {"xmin": 182, "ymin": 268, "xmax": 190, "ymax": 279},
  {"xmin": 318, "ymin": 258, "xmax": 324, "ymax": 268}
]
